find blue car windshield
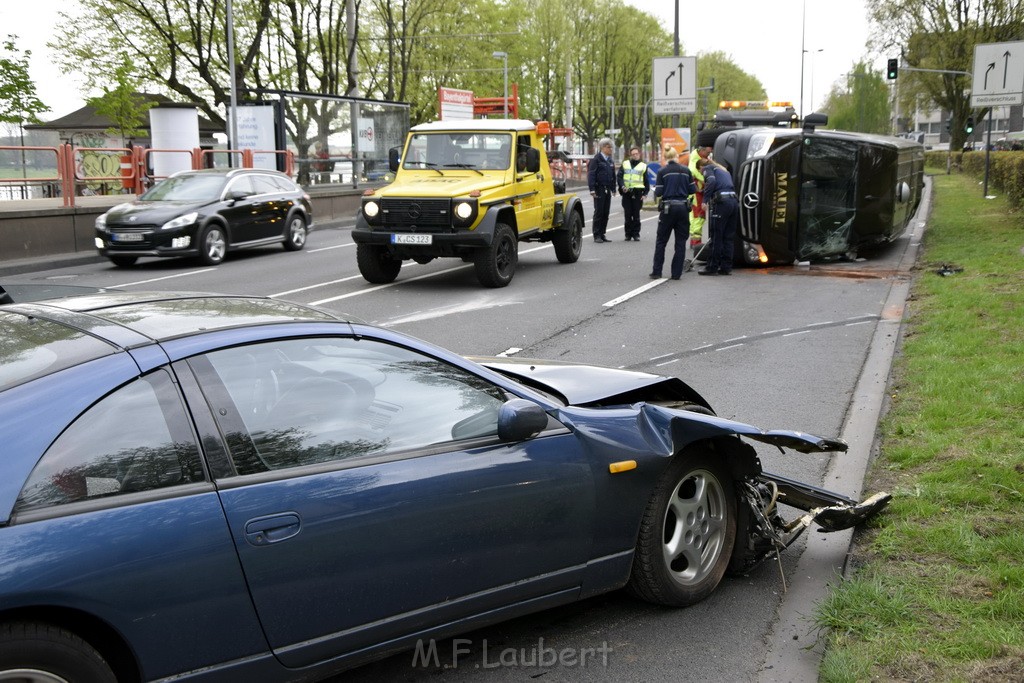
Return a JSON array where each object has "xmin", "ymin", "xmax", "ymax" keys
[{"xmin": 141, "ymin": 174, "xmax": 227, "ymax": 202}]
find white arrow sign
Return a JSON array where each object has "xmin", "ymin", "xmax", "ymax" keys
[
  {"xmin": 971, "ymin": 41, "xmax": 1024, "ymax": 107},
  {"xmin": 652, "ymin": 56, "xmax": 697, "ymax": 115}
]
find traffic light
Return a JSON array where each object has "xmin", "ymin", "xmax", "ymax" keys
[
  {"xmin": 886, "ymin": 58, "xmax": 899, "ymax": 80},
  {"xmin": 965, "ymin": 116, "xmax": 974, "ymax": 135}
]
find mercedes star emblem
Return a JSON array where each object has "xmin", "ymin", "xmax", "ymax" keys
[{"xmin": 742, "ymin": 193, "xmax": 760, "ymax": 209}]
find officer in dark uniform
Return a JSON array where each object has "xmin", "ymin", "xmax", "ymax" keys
[
  {"xmin": 587, "ymin": 138, "xmax": 617, "ymax": 243},
  {"xmin": 697, "ymin": 158, "xmax": 738, "ymax": 275},
  {"xmin": 650, "ymin": 146, "xmax": 697, "ymax": 280}
]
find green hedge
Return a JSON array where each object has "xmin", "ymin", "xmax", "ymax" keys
[{"xmin": 924, "ymin": 150, "xmax": 1024, "ymax": 209}]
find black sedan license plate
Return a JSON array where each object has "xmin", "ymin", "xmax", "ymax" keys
[{"xmin": 112, "ymin": 233, "xmax": 144, "ymax": 242}]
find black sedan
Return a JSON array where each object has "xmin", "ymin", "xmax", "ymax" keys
[
  {"xmin": 94, "ymin": 167, "xmax": 313, "ymax": 267},
  {"xmin": 0, "ymin": 287, "xmax": 888, "ymax": 682}
]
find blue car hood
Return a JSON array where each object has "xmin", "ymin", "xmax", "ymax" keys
[
  {"xmin": 471, "ymin": 356, "xmax": 711, "ymax": 409},
  {"xmin": 474, "ymin": 356, "xmax": 846, "ymax": 455}
]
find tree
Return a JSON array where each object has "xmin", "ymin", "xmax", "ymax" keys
[
  {"xmin": 820, "ymin": 62, "xmax": 891, "ymax": 134},
  {"xmin": 0, "ymin": 35, "xmax": 50, "ymax": 129},
  {"xmin": 86, "ymin": 55, "xmax": 155, "ymax": 145},
  {"xmin": 865, "ymin": 0, "xmax": 1024, "ymax": 150}
]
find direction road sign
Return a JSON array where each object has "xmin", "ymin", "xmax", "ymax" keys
[
  {"xmin": 652, "ymin": 56, "xmax": 697, "ymax": 115},
  {"xmin": 971, "ymin": 41, "xmax": 1024, "ymax": 107}
]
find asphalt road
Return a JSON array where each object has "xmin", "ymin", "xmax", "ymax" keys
[{"xmin": 2, "ymin": 187, "xmax": 925, "ymax": 682}]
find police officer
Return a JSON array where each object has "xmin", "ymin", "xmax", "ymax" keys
[
  {"xmin": 617, "ymin": 146, "xmax": 649, "ymax": 241},
  {"xmin": 697, "ymin": 158, "xmax": 738, "ymax": 275},
  {"xmin": 650, "ymin": 146, "xmax": 697, "ymax": 280},
  {"xmin": 587, "ymin": 138, "xmax": 616, "ymax": 243}
]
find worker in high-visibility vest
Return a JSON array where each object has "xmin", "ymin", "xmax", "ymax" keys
[
  {"xmin": 616, "ymin": 146, "xmax": 649, "ymax": 241},
  {"xmin": 688, "ymin": 145, "xmax": 712, "ymax": 252}
]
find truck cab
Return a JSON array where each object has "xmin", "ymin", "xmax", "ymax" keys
[{"xmin": 352, "ymin": 119, "xmax": 585, "ymax": 287}]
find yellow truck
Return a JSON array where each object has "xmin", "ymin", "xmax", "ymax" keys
[{"xmin": 353, "ymin": 119, "xmax": 585, "ymax": 287}]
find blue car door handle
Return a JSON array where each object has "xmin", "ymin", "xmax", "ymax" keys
[{"xmin": 244, "ymin": 513, "xmax": 301, "ymax": 546}]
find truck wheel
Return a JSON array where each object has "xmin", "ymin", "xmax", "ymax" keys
[
  {"xmin": 356, "ymin": 244, "xmax": 401, "ymax": 284},
  {"xmin": 553, "ymin": 210, "xmax": 583, "ymax": 264},
  {"xmin": 474, "ymin": 223, "xmax": 517, "ymax": 287}
]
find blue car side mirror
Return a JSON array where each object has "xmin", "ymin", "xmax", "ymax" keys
[{"xmin": 497, "ymin": 399, "xmax": 549, "ymax": 442}]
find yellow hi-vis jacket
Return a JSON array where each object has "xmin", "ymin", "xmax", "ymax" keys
[{"xmin": 620, "ymin": 160, "xmax": 647, "ymax": 190}]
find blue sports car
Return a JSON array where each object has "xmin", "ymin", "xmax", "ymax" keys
[{"xmin": 0, "ymin": 286, "xmax": 888, "ymax": 682}]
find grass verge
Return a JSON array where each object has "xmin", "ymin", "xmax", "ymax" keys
[{"xmin": 816, "ymin": 171, "xmax": 1024, "ymax": 682}]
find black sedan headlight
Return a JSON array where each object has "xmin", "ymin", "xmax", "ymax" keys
[{"xmin": 160, "ymin": 212, "xmax": 199, "ymax": 231}]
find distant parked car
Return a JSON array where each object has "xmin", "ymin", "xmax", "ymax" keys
[
  {"xmin": 0, "ymin": 288, "xmax": 889, "ymax": 682},
  {"xmin": 94, "ymin": 167, "xmax": 313, "ymax": 267}
]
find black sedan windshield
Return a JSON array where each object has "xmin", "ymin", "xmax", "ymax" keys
[{"xmin": 141, "ymin": 174, "xmax": 227, "ymax": 202}]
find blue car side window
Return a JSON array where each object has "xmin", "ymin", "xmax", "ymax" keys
[
  {"xmin": 202, "ymin": 338, "xmax": 509, "ymax": 475},
  {"xmin": 13, "ymin": 369, "xmax": 204, "ymax": 514}
]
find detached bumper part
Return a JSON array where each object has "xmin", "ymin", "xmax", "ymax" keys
[
  {"xmin": 732, "ymin": 471, "xmax": 892, "ymax": 575},
  {"xmin": 809, "ymin": 491, "xmax": 893, "ymax": 533}
]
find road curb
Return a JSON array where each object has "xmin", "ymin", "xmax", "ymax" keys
[{"xmin": 758, "ymin": 176, "xmax": 933, "ymax": 682}]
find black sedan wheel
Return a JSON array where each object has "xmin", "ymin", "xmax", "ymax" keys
[
  {"xmin": 283, "ymin": 215, "xmax": 307, "ymax": 251},
  {"xmin": 474, "ymin": 223, "xmax": 517, "ymax": 287},
  {"xmin": 627, "ymin": 449, "xmax": 737, "ymax": 606},
  {"xmin": 197, "ymin": 225, "xmax": 227, "ymax": 266},
  {"xmin": 553, "ymin": 210, "xmax": 583, "ymax": 264},
  {"xmin": 0, "ymin": 622, "xmax": 116, "ymax": 683},
  {"xmin": 356, "ymin": 244, "xmax": 402, "ymax": 284}
]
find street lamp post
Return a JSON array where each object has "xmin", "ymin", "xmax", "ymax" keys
[
  {"xmin": 226, "ymin": 0, "xmax": 239, "ymax": 153},
  {"xmin": 492, "ymin": 51, "xmax": 508, "ymax": 118},
  {"xmin": 606, "ymin": 95, "xmax": 615, "ymax": 159},
  {"xmin": 806, "ymin": 48, "xmax": 823, "ymax": 113}
]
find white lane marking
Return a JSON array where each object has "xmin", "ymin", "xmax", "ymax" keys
[
  {"xmin": 299, "ymin": 206, "xmax": 645, "ymax": 304},
  {"xmin": 845, "ymin": 320, "xmax": 873, "ymax": 327},
  {"xmin": 119, "ymin": 269, "xmax": 215, "ymax": 287},
  {"xmin": 497, "ymin": 347, "xmax": 522, "ymax": 357},
  {"xmin": 764, "ymin": 328, "xmax": 791, "ymax": 335},
  {"xmin": 716, "ymin": 344, "xmax": 745, "ymax": 351},
  {"xmin": 806, "ymin": 320, "xmax": 834, "ymax": 327},
  {"xmin": 381, "ymin": 300, "xmax": 523, "ymax": 327},
  {"xmin": 603, "ymin": 279, "xmax": 665, "ymax": 307},
  {"xmin": 309, "ymin": 243, "xmax": 355, "ymax": 253},
  {"xmin": 655, "ymin": 358, "xmax": 680, "ymax": 366},
  {"xmin": 271, "ymin": 274, "xmax": 365, "ymax": 298},
  {"xmin": 723, "ymin": 335, "xmax": 748, "ymax": 343},
  {"xmin": 783, "ymin": 330, "xmax": 811, "ymax": 337},
  {"xmin": 306, "ymin": 241, "xmax": 567, "ymax": 305},
  {"xmin": 310, "ymin": 264, "xmax": 472, "ymax": 304}
]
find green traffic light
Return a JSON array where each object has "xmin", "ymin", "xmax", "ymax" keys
[{"xmin": 886, "ymin": 58, "xmax": 898, "ymax": 80}]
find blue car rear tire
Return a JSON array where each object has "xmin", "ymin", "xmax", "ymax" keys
[{"xmin": 0, "ymin": 621, "xmax": 116, "ymax": 683}]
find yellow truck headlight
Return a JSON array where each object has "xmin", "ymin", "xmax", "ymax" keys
[{"xmin": 452, "ymin": 199, "xmax": 478, "ymax": 226}]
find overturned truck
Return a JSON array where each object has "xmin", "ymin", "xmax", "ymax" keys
[{"xmin": 698, "ymin": 115, "xmax": 925, "ymax": 266}]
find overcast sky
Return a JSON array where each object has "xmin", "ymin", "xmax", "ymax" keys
[
  {"xmin": 3, "ymin": 0, "xmax": 876, "ymax": 120},
  {"xmin": 624, "ymin": 0, "xmax": 877, "ymax": 114}
]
